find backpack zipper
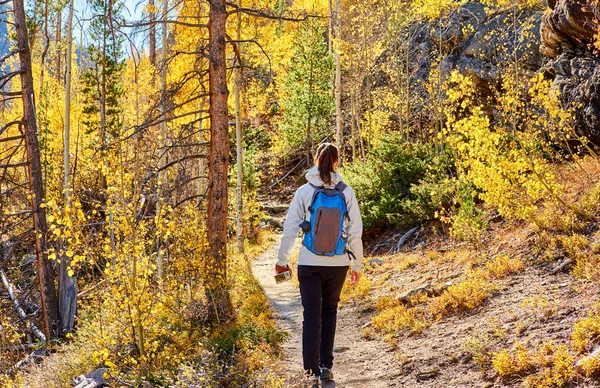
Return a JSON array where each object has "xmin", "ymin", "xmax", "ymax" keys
[{"xmin": 315, "ymin": 208, "xmax": 323, "ymax": 235}]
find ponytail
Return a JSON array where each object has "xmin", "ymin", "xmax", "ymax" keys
[{"xmin": 315, "ymin": 143, "xmax": 339, "ymax": 186}]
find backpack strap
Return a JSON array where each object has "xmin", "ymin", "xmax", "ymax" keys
[
  {"xmin": 307, "ymin": 181, "xmax": 351, "ymax": 221},
  {"xmin": 335, "ymin": 181, "xmax": 347, "ymax": 192},
  {"xmin": 307, "ymin": 183, "xmax": 326, "ymax": 213},
  {"xmin": 335, "ymin": 182, "xmax": 351, "ymax": 221}
]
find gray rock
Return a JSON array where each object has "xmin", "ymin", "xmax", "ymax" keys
[
  {"xmin": 369, "ymin": 258, "xmax": 384, "ymax": 267},
  {"xmin": 398, "ymin": 283, "xmax": 431, "ymax": 303},
  {"xmin": 333, "ymin": 346, "xmax": 350, "ymax": 353}
]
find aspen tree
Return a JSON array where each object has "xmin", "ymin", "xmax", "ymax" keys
[{"xmin": 59, "ymin": 0, "xmax": 77, "ymax": 334}]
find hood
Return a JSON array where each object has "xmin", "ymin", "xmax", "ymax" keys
[{"xmin": 305, "ymin": 166, "xmax": 343, "ymax": 188}]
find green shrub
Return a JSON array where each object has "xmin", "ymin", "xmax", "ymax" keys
[{"xmin": 343, "ymin": 135, "xmax": 455, "ymax": 232}]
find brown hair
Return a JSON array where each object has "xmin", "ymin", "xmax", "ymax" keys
[{"xmin": 315, "ymin": 143, "xmax": 339, "ymax": 186}]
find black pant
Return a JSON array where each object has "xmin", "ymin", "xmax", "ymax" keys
[{"xmin": 298, "ymin": 265, "xmax": 348, "ymax": 375}]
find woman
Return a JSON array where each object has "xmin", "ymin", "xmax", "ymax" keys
[{"xmin": 276, "ymin": 143, "xmax": 363, "ymax": 383}]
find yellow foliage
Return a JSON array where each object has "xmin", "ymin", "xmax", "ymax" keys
[
  {"xmin": 492, "ymin": 342, "xmax": 533, "ymax": 377},
  {"xmin": 571, "ymin": 311, "xmax": 600, "ymax": 353},
  {"xmin": 340, "ymin": 275, "xmax": 372, "ymax": 304},
  {"xmin": 371, "ymin": 297, "xmax": 428, "ymax": 336},
  {"xmin": 485, "ymin": 255, "xmax": 524, "ymax": 278},
  {"xmin": 430, "ymin": 270, "xmax": 495, "ymax": 316},
  {"xmin": 444, "ymin": 71, "xmax": 565, "ymax": 223}
]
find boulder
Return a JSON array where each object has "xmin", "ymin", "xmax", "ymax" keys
[{"xmin": 541, "ymin": 0, "xmax": 600, "ymax": 145}]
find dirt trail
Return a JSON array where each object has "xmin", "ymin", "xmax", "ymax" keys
[{"xmin": 251, "ymin": 237, "xmax": 403, "ymax": 388}]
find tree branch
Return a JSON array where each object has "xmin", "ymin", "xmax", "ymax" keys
[{"xmin": 155, "ymin": 154, "xmax": 207, "ymax": 173}]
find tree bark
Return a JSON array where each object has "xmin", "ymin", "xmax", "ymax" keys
[
  {"xmin": 207, "ymin": 0, "xmax": 231, "ymax": 320},
  {"xmin": 156, "ymin": 0, "xmax": 169, "ymax": 281},
  {"xmin": 13, "ymin": 0, "xmax": 59, "ymax": 338},
  {"xmin": 55, "ymin": 9, "xmax": 62, "ymax": 85},
  {"xmin": 59, "ymin": 0, "xmax": 77, "ymax": 334},
  {"xmin": 149, "ymin": 0, "xmax": 156, "ymax": 66},
  {"xmin": 234, "ymin": 3, "xmax": 244, "ymax": 254},
  {"xmin": 334, "ymin": 0, "xmax": 342, "ymax": 152}
]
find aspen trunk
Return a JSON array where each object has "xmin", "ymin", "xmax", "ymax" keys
[
  {"xmin": 13, "ymin": 0, "xmax": 59, "ymax": 338},
  {"xmin": 55, "ymin": 9, "xmax": 62, "ymax": 84},
  {"xmin": 59, "ymin": 0, "xmax": 77, "ymax": 334},
  {"xmin": 207, "ymin": 0, "xmax": 231, "ymax": 319},
  {"xmin": 156, "ymin": 0, "xmax": 169, "ymax": 281},
  {"xmin": 334, "ymin": 0, "xmax": 341, "ymax": 152},
  {"xmin": 234, "ymin": 2, "xmax": 244, "ymax": 254},
  {"xmin": 149, "ymin": 0, "xmax": 156, "ymax": 66}
]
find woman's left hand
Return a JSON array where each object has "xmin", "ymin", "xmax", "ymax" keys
[
  {"xmin": 275, "ymin": 264, "xmax": 291, "ymax": 276},
  {"xmin": 350, "ymin": 271, "xmax": 361, "ymax": 286}
]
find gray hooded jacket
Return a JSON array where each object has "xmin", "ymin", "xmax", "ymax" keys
[{"xmin": 277, "ymin": 166, "xmax": 364, "ymax": 273}]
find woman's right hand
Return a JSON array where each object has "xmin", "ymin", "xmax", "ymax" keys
[{"xmin": 350, "ymin": 271, "xmax": 361, "ymax": 286}]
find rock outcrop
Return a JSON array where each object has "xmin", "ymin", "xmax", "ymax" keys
[
  {"xmin": 375, "ymin": 0, "xmax": 600, "ymax": 146},
  {"xmin": 374, "ymin": 3, "xmax": 544, "ymax": 125},
  {"xmin": 541, "ymin": 0, "xmax": 600, "ymax": 145}
]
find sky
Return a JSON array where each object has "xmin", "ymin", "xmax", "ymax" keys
[
  {"xmin": 0, "ymin": 4, "xmax": 8, "ymax": 58},
  {"xmin": 0, "ymin": 0, "xmax": 149, "ymax": 59},
  {"xmin": 74, "ymin": 0, "xmax": 149, "ymax": 58}
]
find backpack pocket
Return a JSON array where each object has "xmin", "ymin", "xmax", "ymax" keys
[{"xmin": 314, "ymin": 207, "xmax": 342, "ymax": 253}]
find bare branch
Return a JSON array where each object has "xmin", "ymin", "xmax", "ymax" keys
[
  {"xmin": 173, "ymin": 193, "xmax": 206, "ymax": 209},
  {"xmin": 118, "ymin": 19, "xmax": 208, "ymax": 28},
  {"xmin": 1, "ymin": 270, "xmax": 46, "ymax": 342},
  {"xmin": 167, "ymin": 175, "xmax": 207, "ymax": 194},
  {"xmin": 0, "ymin": 121, "xmax": 22, "ymax": 137},
  {"xmin": 226, "ymin": 38, "xmax": 272, "ymax": 76},
  {"xmin": 0, "ymin": 162, "xmax": 28, "ymax": 169},
  {"xmin": 155, "ymin": 154, "xmax": 207, "ymax": 173},
  {"xmin": 0, "ymin": 135, "xmax": 25, "ymax": 143},
  {"xmin": 0, "ymin": 49, "xmax": 23, "ymax": 66}
]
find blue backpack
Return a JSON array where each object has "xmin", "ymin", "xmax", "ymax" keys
[{"xmin": 300, "ymin": 182, "xmax": 349, "ymax": 256}]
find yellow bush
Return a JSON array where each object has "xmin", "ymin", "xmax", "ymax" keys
[
  {"xmin": 340, "ymin": 275, "xmax": 372, "ymax": 304},
  {"xmin": 524, "ymin": 343, "xmax": 574, "ymax": 388},
  {"xmin": 572, "ymin": 313, "xmax": 600, "ymax": 353},
  {"xmin": 463, "ymin": 331, "xmax": 492, "ymax": 369},
  {"xmin": 486, "ymin": 255, "xmax": 524, "ymax": 278},
  {"xmin": 492, "ymin": 342, "xmax": 533, "ymax": 377},
  {"xmin": 429, "ymin": 269, "xmax": 495, "ymax": 316},
  {"xmin": 371, "ymin": 298, "xmax": 428, "ymax": 335},
  {"xmin": 547, "ymin": 345, "xmax": 574, "ymax": 387},
  {"xmin": 578, "ymin": 353, "xmax": 600, "ymax": 377}
]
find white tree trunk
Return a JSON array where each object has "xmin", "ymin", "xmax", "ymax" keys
[
  {"xmin": 59, "ymin": 0, "xmax": 77, "ymax": 334},
  {"xmin": 234, "ymin": 2, "xmax": 244, "ymax": 254},
  {"xmin": 156, "ymin": 0, "xmax": 169, "ymax": 280},
  {"xmin": 334, "ymin": 0, "xmax": 342, "ymax": 152}
]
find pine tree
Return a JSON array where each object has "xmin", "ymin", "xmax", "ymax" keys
[
  {"xmin": 282, "ymin": 20, "xmax": 334, "ymax": 164},
  {"xmin": 80, "ymin": 0, "xmax": 125, "ymax": 145}
]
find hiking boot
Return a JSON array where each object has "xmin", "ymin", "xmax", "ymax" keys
[
  {"xmin": 306, "ymin": 374, "xmax": 319, "ymax": 388},
  {"xmin": 319, "ymin": 367, "xmax": 334, "ymax": 381}
]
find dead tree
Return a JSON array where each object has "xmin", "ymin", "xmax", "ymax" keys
[{"xmin": 12, "ymin": 0, "xmax": 60, "ymax": 338}]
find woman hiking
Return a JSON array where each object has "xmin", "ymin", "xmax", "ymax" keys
[{"xmin": 275, "ymin": 142, "xmax": 363, "ymax": 385}]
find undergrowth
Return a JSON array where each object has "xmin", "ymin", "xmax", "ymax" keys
[{"xmin": 6, "ymin": 233, "xmax": 288, "ymax": 388}]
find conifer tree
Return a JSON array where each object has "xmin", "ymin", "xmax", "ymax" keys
[{"xmin": 282, "ymin": 20, "xmax": 334, "ymax": 164}]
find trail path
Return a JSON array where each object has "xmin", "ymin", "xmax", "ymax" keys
[{"xmin": 251, "ymin": 237, "xmax": 403, "ymax": 388}]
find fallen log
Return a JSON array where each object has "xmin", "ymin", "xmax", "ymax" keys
[
  {"xmin": 71, "ymin": 367, "xmax": 109, "ymax": 388},
  {"xmin": 551, "ymin": 258, "xmax": 572, "ymax": 274},
  {"xmin": 7, "ymin": 346, "xmax": 46, "ymax": 374},
  {"xmin": 262, "ymin": 158, "xmax": 306, "ymax": 193},
  {"xmin": 0, "ymin": 269, "xmax": 46, "ymax": 342},
  {"xmin": 396, "ymin": 226, "xmax": 419, "ymax": 252}
]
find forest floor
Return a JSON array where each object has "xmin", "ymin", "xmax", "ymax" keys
[{"xmin": 254, "ymin": 209, "xmax": 600, "ymax": 387}]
